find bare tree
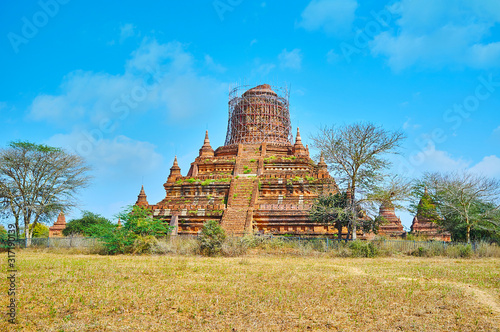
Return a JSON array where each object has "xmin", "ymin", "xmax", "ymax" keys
[
  {"xmin": 0, "ymin": 141, "xmax": 91, "ymax": 243},
  {"xmin": 423, "ymin": 171, "xmax": 500, "ymax": 243},
  {"xmin": 311, "ymin": 123, "xmax": 405, "ymax": 239}
]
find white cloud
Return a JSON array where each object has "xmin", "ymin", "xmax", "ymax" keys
[
  {"xmin": 28, "ymin": 39, "xmax": 226, "ymax": 127},
  {"xmin": 370, "ymin": 0, "xmax": 500, "ymax": 70},
  {"xmin": 470, "ymin": 155, "xmax": 500, "ymax": 178},
  {"xmin": 46, "ymin": 132, "xmax": 163, "ymax": 176},
  {"xmin": 254, "ymin": 63, "xmax": 276, "ymax": 76},
  {"xmin": 298, "ymin": 0, "xmax": 358, "ymax": 35},
  {"xmin": 402, "ymin": 118, "xmax": 420, "ymax": 130},
  {"xmin": 493, "ymin": 126, "xmax": 500, "ymax": 136},
  {"xmin": 326, "ymin": 49, "xmax": 340, "ymax": 63},
  {"xmin": 204, "ymin": 55, "xmax": 227, "ymax": 73},
  {"xmin": 278, "ymin": 48, "xmax": 303, "ymax": 70},
  {"xmin": 119, "ymin": 23, "xmax": 137, "ymax": 43}
]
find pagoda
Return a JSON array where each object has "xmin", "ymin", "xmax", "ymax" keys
[
  {"xmin": 377, "ymin": 202, "xmax": 405, "ymax": 238},
  {"xmin": 136, "ymin": 84, "xmax": 350, "ymax": 236},
  {"xmin": 411, "ymin": 188, "xmax": 451, "ymax": 241},
  {"xmin": 49, "ymin": 212, "xmax": 66, "ymax": 237}
]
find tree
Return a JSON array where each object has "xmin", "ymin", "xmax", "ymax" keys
[
  {"xmin": 0, "ymin": 141, "xmax": 91, "ymax": 243},
  {"xmin": 100, "ymin": 205, "xmax": 172, "ymax": 254},
  {"xmin": 63, "ymin": 211, "xmax": 114, "ymax": 237},
  {"xmin": 311, "ymin": 123, "xmax": 405, "ymax": 239},
  {"xmin": 309, "ymin": 192, "xmax": 352, "ymax": 239},
  {"xmin": 198, "ymin": 220, "xmax": 226, "ymax": 256},
  {"xmin": 420, "ymin": 171, "xmax": 500, "ymax": 243}
]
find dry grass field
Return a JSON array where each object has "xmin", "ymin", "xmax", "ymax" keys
[{"xmin": 1, "ymin": 251, "xmax": 499, "ymax": 331}]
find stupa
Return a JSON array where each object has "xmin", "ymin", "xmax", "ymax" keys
[
  {"xmin": 135, "ymin": 84, "xmax": 349, "ymax": 236},
  {"xmin": 411, "ymin": 188, "xmax": 451, "ymax": 241},
  {"xmin": 49, "ymin": 212, "xmax": 66, "ymax": 237}
]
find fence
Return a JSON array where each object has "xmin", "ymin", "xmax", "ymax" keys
[
  {"xmin": 1, "ymin": 235, "xmax": 482, "ymax": 253},
  {"xmin": 3, "ymin": 237, "xmax": 101, "ymax": 248}
]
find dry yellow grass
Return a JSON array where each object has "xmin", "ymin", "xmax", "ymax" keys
[{"xmin": 1, "ymin": 251, "xmax": 499, "ymax": 331}]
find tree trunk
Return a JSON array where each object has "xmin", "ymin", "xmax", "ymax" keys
[
  {"xmin": 466, "ymin": 217, "xmax": 471, "ymax": 244},
  {"xmin": 336, "ymin": 220, "xmax": 342, "ymax": 240},
  {"xmin": 351, "ymin": 182, "xmax": 357, "ymax": 240}
]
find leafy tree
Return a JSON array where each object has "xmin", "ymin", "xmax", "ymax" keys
[
  {"xmin": 311, "ymin": 123, "xmax": 405, "ymax": 239},
  {"xmin": 309, "ymin": 192, "xmax": 352, "ymax": 239},
  {"xmin": 63, "ymin": 211, "xmax": 114, "ymax": 237},
  {"xmin": 0, "ymin": 141, "xmax": 91, "ymax": 243},
  {"xmin": 100, "ymin": 205, "xmax": 171, "ymax": 254},
  {"xmin": 198, "ymin": 220, "xmax": 226, "ymax": 256},
  {"xmin": 31, "ymin": 223, "xmax": 49, "ymax": 238},
  {"xmin": 418, "ymin": 171, "xmax": 500, "ymax": 243}
]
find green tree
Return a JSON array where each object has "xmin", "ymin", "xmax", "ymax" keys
[
  {"xmin": 0, "ymin": 141, "xmax": 91, "ymax": 243},
  {"xmin": 63, "ymin": 211, "xmax": 114, "ymax": 237},
  {"xmin": 309, "ymin": 192, "xmax": 352, "ymax": 239},
  {"xmin": 198, "ymin": 220, "xmax": 226, "ymax": 256},
  {"xmin": 31, "ymin": 223, "xmax": 49, "ymax": 238},
  {"xmin": 311, "ymin": 123, "xmax": 405, "ymax": 239},
  {"xmin": 418, "ymin": 171, "xmax": 500, "ymax": 243},
  {"xmin": 100, "ymin": 205, "xmax": 171, "ymax": 254}
]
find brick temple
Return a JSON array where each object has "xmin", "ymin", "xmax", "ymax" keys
[
  {"xmin": 411, "ymin": 188, "xmax": 451, "ymax": 241},
  {"xmin": 49, "ymin": 212, "xmax": 66, "ymax": 237},
  {"xmin": 136, "ymin": 84, "xmax": 345, "ymax": 236},
  {"xmin": 377, "ymin": 202, "xmax": 405, "ymax": 238}
]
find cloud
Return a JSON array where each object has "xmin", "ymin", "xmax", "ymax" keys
[
  {"xmin": 470, "ymin": 155, "xmax": 500, "ymax": 178},
  {"xmin": 119, "ymin": 23, "xmax": 137, "ymax": 43},
  {"xmin": 46, "ymin": 132, "xmax": 163, "ymax": 177},
  {"xmin": 326, "ymin": 49, "xmax": 340, "ymax": 63},
  {"xmin": 298, "ymin": 0, "xmax": 358, "ymax": 35},
  {"xmin": 278, "ymin": 48, "xmax": 303, "ymax": 70},
  {"xmin": 370, "ymin": 0, "xmax": 500, "ymax": 70},
  {"xmin": 204, "ymin": 55, "xmax": 227, "ymax": 73},
  {"xmin": 28, "ymin": 39, "xmax": 226, "ymax": 127},
  {"xmin": 254, "ymin": 63, "xmax": 276, "ymax": 76},
  {"xmin": 402, "ymin": 118, "xmax": 420, "ymax": 130}
]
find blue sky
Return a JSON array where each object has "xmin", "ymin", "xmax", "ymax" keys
[{"xmin": 1, "ymin": 0, "xmax": 500, "ymax": 229}]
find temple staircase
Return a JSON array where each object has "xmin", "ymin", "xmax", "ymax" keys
[{"xmin": 221, "ymin": 177, "xmax": 258, "ymax": 235}]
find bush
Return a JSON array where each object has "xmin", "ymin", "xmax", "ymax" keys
[
  {"xmin": 198, "ymin": 220, "xmax": 226, "ymax": 256},
  {"xmin": 63, "ymin": 211, "xmax": 115, "ymax": 237},
  {"xmin": 99, "ymin": 205, "xmax": 172, "ymax": 255},
  {"xmin": 349, "ymin": 240, "xmax": 379, "ymax": 258},
  {"xmin": 445, "ymin": 244, "xmax": 473, "ymax": 258},
  {"xmin": 222, "ymin": 236, "xmax": 249, "ymax": 257},
  {"xmin": 132, "ymin": 235, "xmax": 160, "ymax": 254},
  {"xmin": 411, "ymin": 246, "xmax": 429, "ymax": 257}
]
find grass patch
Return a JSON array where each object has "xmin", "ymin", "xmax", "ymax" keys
[{"xmin": 2, "ymin": 250, "xmax": 499, "ymax": 331}]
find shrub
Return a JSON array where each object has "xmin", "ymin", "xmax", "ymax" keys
[
  {"xmin": 198, "ymin": 220, "xmax": 226, "ymax": 256},
  {"xmin": 99, "ymin": 206, "xmax": 172, "ymax": 255},
  {"xmin": 63, "ymin": 211, "xmax": 115, "ymax": 237},
  {"xmin": 349, "ymin": 240, "xmax": 379, "ymax": 258},
  {"xmin": 132, "ymin": 235, "xmax": 160, "ymax": 254},
  {"xmin": 222, "ymin": 236, "xmax": 249, "ymax": 257},
  {"xmin": 411, "ymin": 246, "xmax": 428, "ymax": 257}
]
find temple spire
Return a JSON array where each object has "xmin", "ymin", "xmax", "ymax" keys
[
  {"xmin": 135, "ymin": 185, "xmax": 149, "ymax": 207},
  {"xmin": 204, "ymin": 130, "xmax": 210, "ymax": 146},
  {"xmin": 293, "ymin": 127, "xmax": 307, "ymax": 156},
  {"xmin": 167, "ymin": 156, "xmax": 182, "ymax": 183},
  {"xmin": 199, "ymin": 130, "xmax": 214, "ymax": 157}
]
